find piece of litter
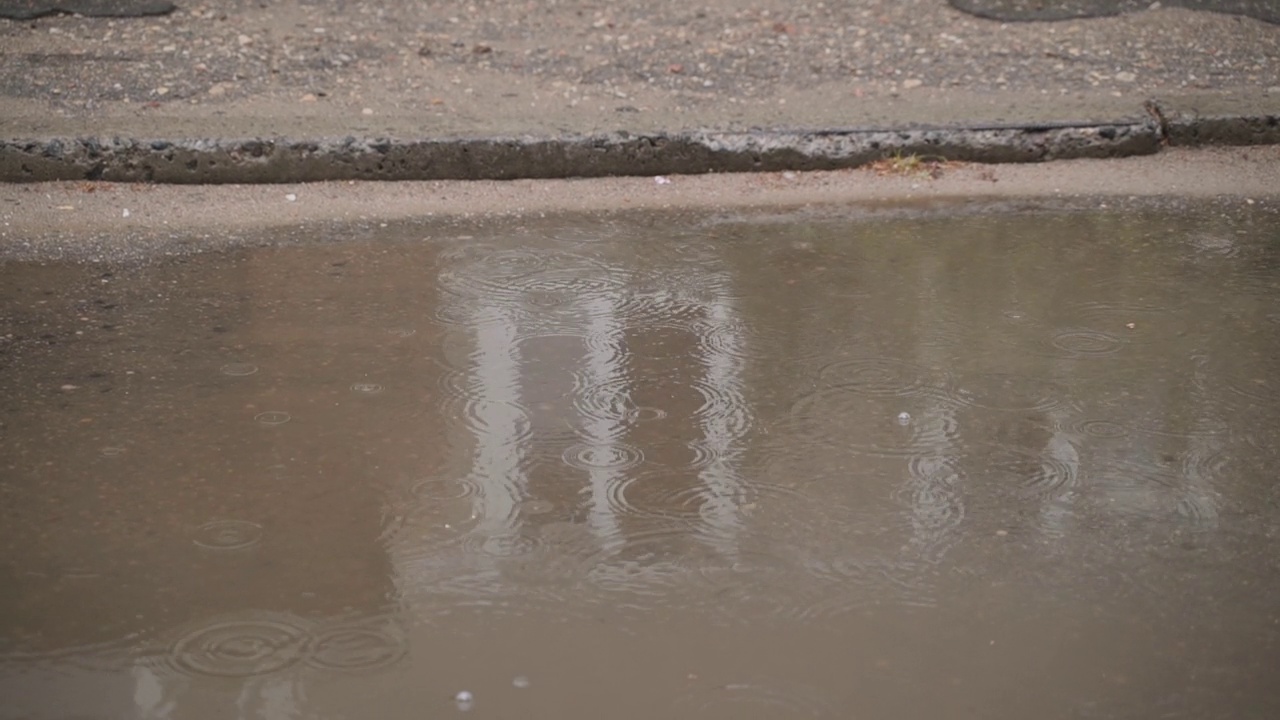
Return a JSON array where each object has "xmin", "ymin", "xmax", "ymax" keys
[
  {"xmin": 654, "ymin": 176, "xmax": 672, "ymax": 185},
  {"xmin": 1126, "ymin": 323, "xmax": 1136, "ymax": 329},
  {"xmin": 285, "ymin": 193, "xmax": 298, "ymax": 202},
  {"xmin": 122, "ymin": 209, "xmax": 130, "ymax": 218}
]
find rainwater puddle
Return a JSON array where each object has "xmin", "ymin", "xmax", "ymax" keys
[{"xmin": 2, "ymin": 202, "xmax": 1279, "ymax": 719}]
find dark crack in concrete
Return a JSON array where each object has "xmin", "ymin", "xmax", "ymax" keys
[
  {"xmin": 949, "ymin": 0, "xmax": 1280, "ymax": 24},
  {"xmin": 0, "ymin": 0, "xmax": 174, "ymax": 20}
]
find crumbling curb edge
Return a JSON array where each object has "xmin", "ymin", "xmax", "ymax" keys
[{"xmin": 0, "ymin": 102, "xmax": 1275, "ymax": 184}]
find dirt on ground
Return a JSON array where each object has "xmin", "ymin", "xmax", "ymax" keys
[{"xmin": 1, "ymin": 146, "xmax": 1277, "ymax": 262}]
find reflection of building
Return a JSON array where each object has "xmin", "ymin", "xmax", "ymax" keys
[{"xmin": 389, "ymin": 243, "xmax": 753, "ymax": 599}]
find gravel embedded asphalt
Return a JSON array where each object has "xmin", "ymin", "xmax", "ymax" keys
[{"xmin": 0, "ymin": 0, "xmax": 1277, "ymax": 181}]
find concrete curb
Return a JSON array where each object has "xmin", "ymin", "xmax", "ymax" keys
[{"xmin": 0, "ymin": 100, "xmax": 1274, "ymax": 183}]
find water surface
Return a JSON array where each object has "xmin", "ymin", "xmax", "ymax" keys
[{"xmin": 2, "ymin": 202, "xmax": 1278, "ymax": 719}]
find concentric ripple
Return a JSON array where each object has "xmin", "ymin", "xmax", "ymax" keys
[
  {"xmin": 892, "ymin": 456, "xmax": 967, "ymax": 560},
  {"xmin": 1174, "ymin": 492, "xmax": 1221, "ymax": 528},
  {"xmin": 795, "ymin": 556, "xmax": 936, "ymax": 612},
  {"xmin": 437, "ymin": 248, "xmax": 626, "ymax": 311},
  {"xmin": 626, "ymin": 406, "xmax": 668, "ymax": 423},
  {"xmin": 411, "ymin": 475, "xmax": 482, "ymax": 502},
  {"xmin": 609, "ymin": 473, "xmax": 825, "ymax": 525},
  {"xmin": 691, "ymin": 379, "xmax": 753, "ymax": 439},
  {"xmin": 787, "ymin": 389, "xmax": 961, "ymax": 458},
  {"xmin": 192, "ymin": 520, "xmax": 264, "ymax": 550},
  {"xmin": 462, "ymin": 531, "xmax": 544, "ymax": 559},
  {"xmin": 952, "ymin": 372, "xmax": 1067, "ymax": 412},
  {"xmin": 572, "ymin": 375, "xmax": 635, "ymax": 426},
  {"xmin": 979, "ymin": 442, "xmax": 1078, "ymax": 498},
  {"xmin": 1050, "ymin": 329, "xmax": 1125, "ymax": 356},
  {"xmin": 1069, "ymin": 418, "xmax": 1131, "ymax": 439},
  {"xmin": 670, "ymin": 680, "xmax": 838, "ymax": 719},
  {"xmin": 307, "ymin": 618, "xmax": 407, "ymax": 673},
  {"xmin": 168, "ymin": 614, "xmax": 310, "ymax": 678},
  {"xmin": 585, "ymin": 527, "xmax": 717, "ymax": 594},
  {"xmin": 497, "ymin": 520, "xmax": 606, "ymax": 591},
  {"xmin": 219, "ymin": 362, "xmax": 259, "ymax": 376},
  {"xmin": 1091, "ymin": 458, "xmax": 1185, "ymax": 519},
  {"xmin": 1078, "ymin": 277, "xmax": 1184, "ymax": 315},
  {"xmin": 437, "ymin": 371, "xmax": 535, "ymax": 446},
  {"xmin": 998, "ymin": 326, "xmax": 1126, "ymax": 359},
  {"xmin": 816, "ymin": 356, "xmax": 944, "ymax": 398},
  {"xmin": 562, "ymin": 442, "xmax": 645, "ymax": 472}
]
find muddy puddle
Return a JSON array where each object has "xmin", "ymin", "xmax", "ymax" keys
[{"xmin": 1, "ymin": 202, "xmax": 1278, "ymax": 719}]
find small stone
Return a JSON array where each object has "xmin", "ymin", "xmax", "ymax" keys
[
  {"xmin": 996, "ymin": 529, "xmax": 1008, "ymax": 536},
  {"xmin": 122, "ymin": 209, "xmax": 130, "ymax": 218},
  {"xmin": 896, "ymin": 412, "xmax": 911, "ymax": 425},
  {"xmin": 902, "ymin": 78, "xmax": 923, "ymax": 89},
  {"xmin": 237, "ymin": 34, "xmax": 252, "ymax": 46},
  {"xmin": 362, "ymin": 107, "xmax": 374, "ymax": 115},
  {"xmin": 285, "ymin": 193, "xmax": 297, "ymax": 202},
  {"xmin": 1115, "ymin": 71, "xmax": 1137, "ymax": 83},
  {"xmin": 60, "ymin": 384, "xmax": 78, "ymax": 391},
  {"xmin": 155, "ymin": 87, "xmax": 169, "ymax": 96},
  {"xmin": 300, "ymin": 93, "xmax": 317, "ymax": 102}
]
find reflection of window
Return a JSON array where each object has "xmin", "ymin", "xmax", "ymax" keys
[{"xmin": 441, "ymin": 256, "xmax": 751, "ymax": 571}]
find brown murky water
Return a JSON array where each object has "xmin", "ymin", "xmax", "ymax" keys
[{"xmin": 2, "ymin": 203, "xmax": 1279, "ymax": 719}]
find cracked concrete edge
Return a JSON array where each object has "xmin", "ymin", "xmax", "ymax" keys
[
  {"xmin": 0, "ymin": 96, "xmax": 1274, "ymax": 184},
  {"xmin": 0, "ymin": 122, "xmax": 1161, "ymax": 184}
]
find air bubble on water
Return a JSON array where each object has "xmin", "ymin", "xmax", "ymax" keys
[
  {"xmin": 897, "ymin": 412, "xmax": 911, "ymax": 425},
  {"xmin": 513, "ymin": 675, "xmax": 530, "ymax": 689},
  {"xmin": 454, "ymin": 690, "xmax": 474, "ymax": 711}
]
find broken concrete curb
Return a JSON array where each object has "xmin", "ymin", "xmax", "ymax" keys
[
  {"xmin": 0, "ymin": 122, "xmax": 1164, "ymax": 184},
  {"xmin": 0, "ymin": 101, "xmax": 1273, "ymax": 184},
  {"xmin": 1152, "ymin": 101, "xmax": 1280, "ymax": 148}
]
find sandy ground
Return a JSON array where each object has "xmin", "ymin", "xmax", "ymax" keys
[
  {"xmin": 1, "ymin": 146, "xmax": 1277, "ymax": 261},
  {"xmin": 2, "ymin": 0, "xmax": 1277, "ymax": 138}
]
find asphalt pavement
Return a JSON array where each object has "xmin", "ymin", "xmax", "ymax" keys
[{"xmin": 0, "ymin": 0, "xmax": 1276, "ymax": 182}]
